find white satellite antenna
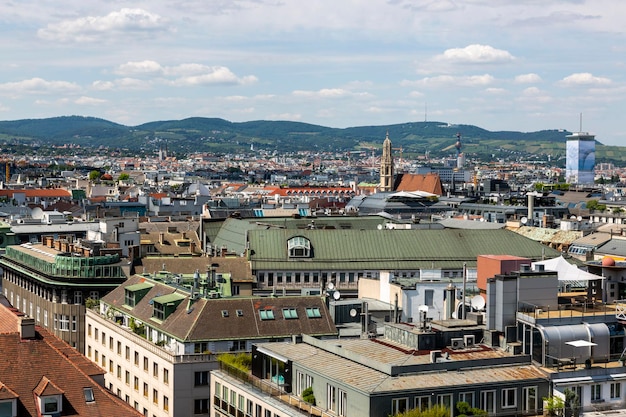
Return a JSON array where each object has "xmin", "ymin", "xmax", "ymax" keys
[
  {"xmin": 418, "ymin": 305, "xmax": 429, "ymax": 313},
  {"xmin": 520, "ymin": 216, "xmax": 528, "ymax": 225},
  {"xmin": 470, "ymin": 295, "xmax": 486, "ymax": 311},
  {"xmin": 377, "ymin": 224, "xmax": 383, "ymax": 230},
  {"xmin": 327, "ymin": 282, "xmax": 335, "ymax": 290},
  {"xmin": 333, "ymin": 291, "xmax": 341, "ymax": 300},
  {"xmin": 349, "ymin": 308, "xmax": 358, "ymax": 317},
  {"xmin": 577, "ymin": 216, "xmax": 583, "ymax": 221}
]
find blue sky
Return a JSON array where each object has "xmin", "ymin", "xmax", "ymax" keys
[{"xmin": 1, "ymin": 1, "xmax": 625, "ymax": 146}]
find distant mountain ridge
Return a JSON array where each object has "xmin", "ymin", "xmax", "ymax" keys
[{"xmin": 0, "ymin": 115, "xmax": 619, "ymax": 162}]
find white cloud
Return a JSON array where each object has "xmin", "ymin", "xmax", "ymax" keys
[
  {"xmin": 170, "ymin": 67, "xmax": 258, "ymax": 86},
  {"xmin": 92, "ymin": 78, "xmax": 152, "ymax": 91},
  {"xmin": 38, "ymin": 8, "xmax": 170, "ymax": 42},
  {"xmin": 434, "ymin": 44, "xmax": 515, "ymax": 64},
  {"xmin": 75, "ymin": 96, "xmax": 107, "ymax": 105},
  {"xmin": 0, "ymin": 78, "xmax": 81, "ymax": 96},
  {"xmin": 559, "ymin": 72, "xmax": 612, "ymax": 86},
  {"xmin": 485, "ymin": 88, "xmax": 507, "ymax": 94},
  {"xmin": 116, "ymin": 60, "xmax": 164, "ymax": 76},
  {"xmin": 292, "ymin": 88, "xmax": 350, "ymax": 98},
  {"xmin": 266, "ymin": 112, "xmax": 301, "ymax": 121},
  {"xmin": 514, "ymin": 73, "xmax": 542, "ymax": 84},
  {"xmin": 403, "ymin": 74, "xmax": 495, "ymax": 88}
]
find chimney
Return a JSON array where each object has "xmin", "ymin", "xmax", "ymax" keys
[
  {"xmin": 20, "ymin": 317, "xmax": 36, "ymax": 339},
  {"xmin": 190, "ymin": 241, "xmax": 196, "ymax": 253}
]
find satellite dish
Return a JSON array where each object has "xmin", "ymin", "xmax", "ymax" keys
[
  {"xmin": 377, "ymin": 224, "xmax": 383, "ymax": 230},
  {"xmin": 577, "ymin": 216, "xmax": 583, "ymax": 221},
  {"xmin": 31, "ymin": 207, "xmax": 44, "ymax": 220},
  {"xmin": 349, "ymin": 308, "xmax": 358, "ymax": 317},
  {"xmin": 520, "ymin": 216, "xmax": 528, "ymax": 225},
  {"xmin": 570, "ymin": 215, "xmax": 577, "ymax": 220},
  {"xmin": 327, "ymin": 282, "xmax": 335, "ymax": 290},
  {"xmin": 418, "ymin": 305, "xmax": 429, "ymax": 313},
  {"xmin": 333, "ymin": 291, "xmax": 341, "ymax": 300},
  {"xmin": 470, "ymin": 295, "xmax": 486, "ymax": 311}
]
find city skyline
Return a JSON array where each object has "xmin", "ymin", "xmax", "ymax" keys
[{"xmin": 1, "ymin": 1, "xmax": 625, "ymax": 146}]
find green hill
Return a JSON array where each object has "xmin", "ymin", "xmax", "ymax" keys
[{"xmin": 0, "ymin": 116, "xmax": 621, "ymax": 164}]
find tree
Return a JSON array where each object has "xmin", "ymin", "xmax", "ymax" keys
[
  {"xmin": 301, "ymin": 387, "xmax": 316, "ymax": 406},
  {"xmin": 89, "ymin": 170, "xmax": 101, "ymax": 181},
  {"xmin": 118, "ymin": 172, "xmax": 130, "ymax": 182},
  {"xmin": 585, "ymin": 199, "xmax": 606, "ymax": 212}
]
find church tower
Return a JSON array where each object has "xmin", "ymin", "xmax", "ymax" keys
[{"xmin": 380, "ymin": 132, "xmax": 394, "ymax": 192}]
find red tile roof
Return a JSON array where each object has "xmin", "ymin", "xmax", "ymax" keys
[
  {"xmin": 0, "ymin": 188, "xmax": 72, "ymax": 198},
  {"xmin": 395, "ymin": 173, "xmax": 443, "ymax": 195},
  {"xmin": 0, "ymin": 300, "xmax": 142, "ymax": 417}
]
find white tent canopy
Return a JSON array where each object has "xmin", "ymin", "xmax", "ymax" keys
[{"xmin": 532, "ymin": 256, "xmax": 604, "ymax": 281}]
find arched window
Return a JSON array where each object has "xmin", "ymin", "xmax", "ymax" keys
[{"xmin": 288, "ymin": 236, "xmax": 311, "ymax": 258}]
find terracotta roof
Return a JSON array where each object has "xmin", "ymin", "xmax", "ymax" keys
[
  {"xmin": 395, "ymin": 173, "xmax": 443, "ymax": 195},
  {"xmin": 0, "ymin": 188, "xmax": 72, "ymax": 198},
  {"xmin": 0, "ymin": 302, "xmax": 142, "ymax": 417}
]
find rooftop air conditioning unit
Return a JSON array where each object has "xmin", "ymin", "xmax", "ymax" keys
[
  {"xmin": 430, "ymin": 350, "xmax": 442, "ymax": 363},
  {"xmin": 451, "ymin": 338, "xmax": 465, "ymax": 350},
  {"xmin": 464, "ymin": 335, "xmax": 476, "ymax": 348}
]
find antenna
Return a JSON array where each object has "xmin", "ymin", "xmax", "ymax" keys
[
  {"xmin": 579, "ymin": 112, "xmax": 583, "ymax": 132},
  {"xmin": 349, "ymin": 308, "xmax": 358, "ymax": 318},
  {"xmin": 520, "ymin": 216, "xmax": 528, "ymax": 225},
  {"xmin": 333, "ymin": 291, "xmax": 341, "ymax": 300}
]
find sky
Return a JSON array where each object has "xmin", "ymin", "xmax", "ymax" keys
[{"xmin": 1, "ymin": 1, "xmax": 626, "ymax": 146}]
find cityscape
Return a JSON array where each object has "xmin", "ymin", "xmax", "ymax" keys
[
  {"xmin": 3, "ymin": 1, "xmax": 626, "ymax": 416},
  {"xmin": 0, "ymin": 122, "xmax": 626, "ymax": 417}
]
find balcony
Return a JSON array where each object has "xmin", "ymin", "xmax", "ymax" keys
[{"xmin": 218, "ymin": 361, "xmax": 335, "ymax": 417}]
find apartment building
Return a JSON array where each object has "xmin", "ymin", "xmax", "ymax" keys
[
  {"xmin": 85, "ymin": 273, "xmax": 337, "ymax": 417},
  {"xmin": 0, "ymin": 236, "xmax": 129, "ymax": 352}
]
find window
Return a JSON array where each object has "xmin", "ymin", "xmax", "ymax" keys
[
  {"xmin": 236, "ymin": 309, "xmax": 243, "ymax": 317},
  {"xmin": 163, "ymin": 368, "xmax": 169, "ymax": 384},
  {"xmin": 84, "ymin": 387, "xmax": 95, "ymax": 403},
  {"xmin": 288, "ymin": 236, "xmax": 311, "ymax": 258},
  {"xmin": 117, "ymin": 365, "xmax": 121, "ymax": 378},
  {"xmin": 153, "ymin": 389, "xmax": 158, "ymax": 405},
  {"xmin": 59, "ymin": 314, "xmax": 70, "ymax": 331},
  {"xmin": 481, "ymin": 390, "xmax": 496, "ymax": 413},
  {"xmin": 71, "ymin": 316, "xmax": 77, "ymax": 332},
  {"xmin": 88, "ymin": 346, "xmax": 92, "ymax": 358},
  {"xmin": 502, "ymin": 388, "xmax": 517, "ymax": 408},
  {"xmin": 195, "ymin": 371, "xmax": 209, "ymax": 386},
  {"xmin": 522, "ymin": 386, "xmax": 537, "ymax": 413},
  {"xmin": 611, "ymin": 382, "xmax": 621, "ymax": 399},
  {"xmin": 259, "ymin": 309, "xmax": 275, "ymax": 320},
  {"xmin": 125, "ymin": 371, "xmax": 130, "ymax": 385},
  {"xmin": 215, "ymin": 382, "xmax": 221, "ymax": 399},
  {"xmin": 143, "ymin": 383, "xmax": 148, "ymax": 398},
  {"xmin": 153, "ymin": 302, "xmax": 165, "ymax": 320},
  {"xmin": 231, "ymin": 340, "xmax": 246, "ymax": 351},
  {"xmin": 163, "ymin": 396, "xmax": 169, "ymax": 412},
  {"xmin": 109, "ymin": 336, "xmax": 113, "ymax": 349},
  {"xmin": 338, "ymin": 389, "xmax": 347, "ymax": 417},
  {"xmin": 134, "ymin": 351, "xmax": 139, "ymax": 365},
  {"xmin": 95, "ymin": 350, "xmax": 99, "ymax": 362},
  {"xmin": 42, "ymin": 395, "xmax": 61, "ymax": 413},
  {"xmin": 126, "ymin": 346, "xmax": 130, "ymax": 360},
  {"xmin": 327, "ymin": 384, "xmax": 337, "ymax": 412},
  {"xmin": 306, "ymin": 307, "xmax": 321, "ymax": 318},
  {"xmin": 437, "ymin": 394, "xmax": 452, "ymax": 413},
  {"xmin": 88, "ymin": 324, "xmax": 92, "ymax": 336},
  {"xmin": 425, "ymin": 289, "xmax": 434, "ymax": 307},
  {"xmin": 144, "ymin": 356, "xmax": 149, "ymax": 371},
  {"xmin": 459, "ymin": 392, "xmax": 474, "ymax": 407},
  {"xmin": 74, "ymin": 291, "xmax": 83, "ymax": 305},
  {"xmin": 283, "ymin": 308, "xmax": 298, "ymax": 319},
  {"xmin": 194, "ymin": 399, "xmax": 209, "ymax": 414},
  {"xmin": 221, "ymin": 310, "xmax": 229, "ymax": 317},
  {"xmin": 89, "ymin": 291, "xmax": 99, "ymax": 301},
  {"xmin": 194, "ymin": 342, "xmax": 208, "ymax": 353},
  {"xmin": 415, "ymin": 396, "xmax": 431, "ymax": 411},
  {"xmin": 591, "ymin": 384, "xmax": 602, "ymax": 402},
  {"xmin": 134, "ymin": 377, "xmax": 139, "ymax": 391},
  {"xmin": 153, "ymin": 362, "xmax": 158, "ymax": 378},
  {"xmin": 392, "ymin": 398, "xmax": 409, "ymax": 414}
]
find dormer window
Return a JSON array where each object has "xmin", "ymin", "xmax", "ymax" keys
[
  {"xmin": 83, "ymin": 387, "xmax": 95, "ymax": 403},
  {"xmin": 259, "ymin": 309, "xmax": 275, "ymax": 320},
  {"xmin": 288, "ymin": 236, "xmax": 311, "ymax": 258},
  {"xmin": 124, "ymin": 282, "xmax": 153, "ymax": 308},
  {"xmin": 41, "ymin": 395, "xmax": 62, "ymax": 414},
  {"xmin": 151, "ymin": 293, "xmax": 185, "ymax": 322}
]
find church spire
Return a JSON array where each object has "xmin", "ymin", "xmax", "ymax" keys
[{"xmin": 380, "ymin": 131, "xmax": 394, "ymax": 192}]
